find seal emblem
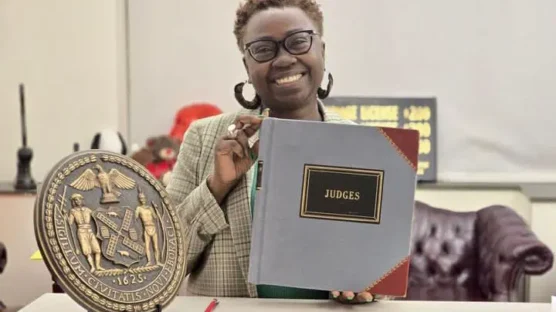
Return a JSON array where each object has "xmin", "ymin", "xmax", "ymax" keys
[{"xmin": 34, "ymin": 151, "xmax": 185, "ymax": 312}]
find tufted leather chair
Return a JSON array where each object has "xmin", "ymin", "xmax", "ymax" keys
[{"xmin": 404, "ymin": 201, "xmax": 554, "ymax": 302}]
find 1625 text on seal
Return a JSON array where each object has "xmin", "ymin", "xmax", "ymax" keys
[{"xmin": 34, "ymin": 151, "xmax": 186, "ymax": 312}]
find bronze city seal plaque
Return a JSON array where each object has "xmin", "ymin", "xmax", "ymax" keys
[{"xmin": 34, "ymin": 150, "xmax": 185, "ymax": 312}]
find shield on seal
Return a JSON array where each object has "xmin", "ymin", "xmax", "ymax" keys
[
  {"xmin": 92, "ymin": 206, "xmax": 145, "ymax": 268},
  {"xmin": 34, "ymin": 150, "xmax": 185, "ymax": 312}
]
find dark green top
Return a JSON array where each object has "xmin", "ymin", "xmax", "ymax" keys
[{"xmin": 250, "ymin": 160, "xmax": 329, "ymax": 299}]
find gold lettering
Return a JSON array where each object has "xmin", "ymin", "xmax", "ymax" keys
[
  {"xmin": 133, "ymin": 290, "xmax": 143, "ymax": 300},
  {"xmin": 360, "ymin": 105, "xmax": 398, "ymax": 121},
  {"xmin": 418, "ymin": 161, "xmax": 430, "ymax": 175},
  {"xmin": 114, "ymin": 273, "xmax": 147, "ymax": 287},
  {"xmin": 324, "ymin": 189, "xmax": 360, "ymax": 201},
  {"xmin": 361, "ymin": 121, "xmax": 399, "ymax": 128},
  {"xmin": 403, "ymin": 106, "xmax": 431, "ymax": 121},
  {"xmin": 75, "ymin": 274, "xmax": 147, "ymax": 304},
  {"xmin": 64, "ymin": 251, "xmax": 87, "ymax": 278},
  {"xmin": 419, "ymin": 139, "xmax": 431, "ymax": 155},
  {"xmin": 156, "ymin": 278, "xmax": 164, "ymax": 287},
  {"xmin": 100, "ymin": 284, "xmax": 109, "ymax": 295},
  {"xmin": 138, "ymin": 274, "xmax": 170, "ymax": 302},
  {"xmin": 55, "ymin": 215, "xmax": 66, "ymax": 227},
  {"xmin": 68, "ymin": 253, "xmax": 80, "ymax": 266},
  {"xmin": 165, "ymin": 227, "xmax": 177, "ymax": 268},
  {"xmin": 118, "ymin": 292, "xmax": 128, "ymax": 302},
  {"xmin": 109, "ymin": 289, "xmax": 120, "ymax": 300},
  {"xmin": 58, "ymin": 231, "xmax": 72, "ymax": 252},
  {"xmin": 99, "ymin": 285, "xmax": 112, "ymax": 299},
  {"xmin": 91, "ymin": 282, "xmax": 144, "ymax": 303},
  {"xmin": 74, "ymin": 265, "xmax": 86, "ymax": 277},
  {"xmin": 160, "ymin": 268, "xmax": 172, "ymax": 283},
  {"xmin": 87, "ymin": 277, "xmax": 100, "ymax": 290},
  {"xmin": 166, "ymin": 227, "xmax": 175, "ymax": 238},
  {"xmin": 402, "ymin": 122, "xmax": 431, "ymax": 138},
  {"xmin": 326, "ymin": 105, "xmax": 358, "ymax": 120},
  {"xmin": 145, "ymin": 283, "xmax": 161, "ymax": 296}
]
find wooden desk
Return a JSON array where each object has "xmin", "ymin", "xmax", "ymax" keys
[{"xmin": 19, "ymin": 294, "xmax": 552, "ymax": 312}]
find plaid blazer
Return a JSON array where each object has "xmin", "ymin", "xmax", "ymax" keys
[{"xmin": 167, "ymin": 102, "xmax": 355, "ymax": 297}]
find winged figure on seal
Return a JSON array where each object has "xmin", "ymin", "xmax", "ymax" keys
[{"xmin": 70, "ymin": 164, "xmax": 136, "ymax": 203}]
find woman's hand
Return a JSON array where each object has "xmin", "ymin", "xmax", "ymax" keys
[
  {"xmin": 330, "ymin": 290, "xmax": 375, "ymax": 304},
  {"xmin": 230, "ymin": 114, "xmax": 264, "ymax": 156},
  {"xmin": 207, "ymin": 114, "xmax": 264, "ymax": 203}
]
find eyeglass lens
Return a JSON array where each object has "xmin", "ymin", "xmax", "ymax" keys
[{"xmin": 248, "ymin": 31, "xmax": 314, "ymax": 62}]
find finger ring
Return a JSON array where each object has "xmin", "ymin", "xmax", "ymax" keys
[{"xmin": 227, "ymin": 124, "xmax": 237, "ymax": 137}]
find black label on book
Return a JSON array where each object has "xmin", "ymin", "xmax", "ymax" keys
[
  {"xmin": 256, "ymin": 160, "xmax": 263, "ymax": 190},
  {"xmin": 299, "ymin": 164, "xmax": 384, "ymax": 224}
]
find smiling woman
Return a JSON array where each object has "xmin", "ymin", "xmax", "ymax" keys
[
  {"xmin": 233, "ymin": 0, "xmax": 327, "ymax": 119},
  {"xmin": 166, "ymin": 0, "xmax": 373, "ymax": 305}
]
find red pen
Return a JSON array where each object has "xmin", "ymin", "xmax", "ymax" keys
[{"xmin": 204, "ymin": 298, "xmax": 219, "ymax": 312}]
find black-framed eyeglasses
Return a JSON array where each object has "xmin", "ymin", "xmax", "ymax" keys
[{"xmin": 244, "ymin": 30, "xmax": 319, "ymax": 63}]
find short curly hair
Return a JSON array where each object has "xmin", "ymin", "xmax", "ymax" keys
[{"xmin": 233, "ymin": 0, "xmax": 324, "ymax": 51}]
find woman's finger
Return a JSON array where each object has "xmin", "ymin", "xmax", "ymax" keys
[
  {"xmin": 354, "ymin": 291, "xmax": 374, "ymax": 303},
  {"xmin": 233, "ymin": 115, "xmax": 263, "ymax": 134},
  {"xmin": 223, "ymin": 139, "xmax": 245, "ymax": 158},
  {"xmin": 340, "ymin": 291, "xmax": 355, "ymax": 301},
  {"xmin": 235, "ymin": 130, "xmax": 251, "ymax": 159}
]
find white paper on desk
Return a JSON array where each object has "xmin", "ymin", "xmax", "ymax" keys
[{"xmin": 552, "ymin": 296, "xmax": 556, "ymax": 311}]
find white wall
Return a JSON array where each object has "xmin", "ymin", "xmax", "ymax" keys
[
  {"xmin": 0, "ymin": 0, "xmax": 128, "ymax": 183},
  {"xmin": 127, "ymin": 0, "xmax": 556, "ymax": 182},
  {"xmin": 127, "ymin": 0, "xmax": 247, "ymax": 147},
  {"xmin": 320, "ymin": 0, "xmax": 556, "ymax": 182}
]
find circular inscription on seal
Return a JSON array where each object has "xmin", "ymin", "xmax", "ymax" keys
[{"xmin": 34, "ymin": 151, "xmax": 185, "ymax": 312}]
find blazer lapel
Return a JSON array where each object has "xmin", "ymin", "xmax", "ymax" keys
[{"xmin": 225, "ymin": 107, "xmax": 259, "ymax": 297}]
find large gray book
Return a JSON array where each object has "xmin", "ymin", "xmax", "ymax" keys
[{"xmin": 248, "ymin": 118, "xmax": 419, "ymax": 297}]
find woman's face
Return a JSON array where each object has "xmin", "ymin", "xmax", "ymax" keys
[{"xmin": 242, "ymin": 7, "xmax": 325, "ymax": 112}]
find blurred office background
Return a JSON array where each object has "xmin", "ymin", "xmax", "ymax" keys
[{"xmin": 0, "ymin": 0, "xmax": 555, "ymax": 309}]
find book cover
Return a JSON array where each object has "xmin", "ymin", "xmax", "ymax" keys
[{"xmin": 248, "ymin": 118, "xmax": 419, "ymax": 297}]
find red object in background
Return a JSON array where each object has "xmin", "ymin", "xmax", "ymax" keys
[
  {"xmin": 146, "ymin": 159, "xmax": 176, "ymax": 181},
  {"xmin": 170, "ymin": 103, "xmax": 222, "ymax": 141}
]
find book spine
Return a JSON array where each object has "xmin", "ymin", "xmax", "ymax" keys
[{"xmin": 253, "ymin": 118, "xmax": 275, "ymax": 283}]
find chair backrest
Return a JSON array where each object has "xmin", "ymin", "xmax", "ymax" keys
[{"xmin": 406, "ymin": 201, "xmax": 485, "ymax": 300}]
